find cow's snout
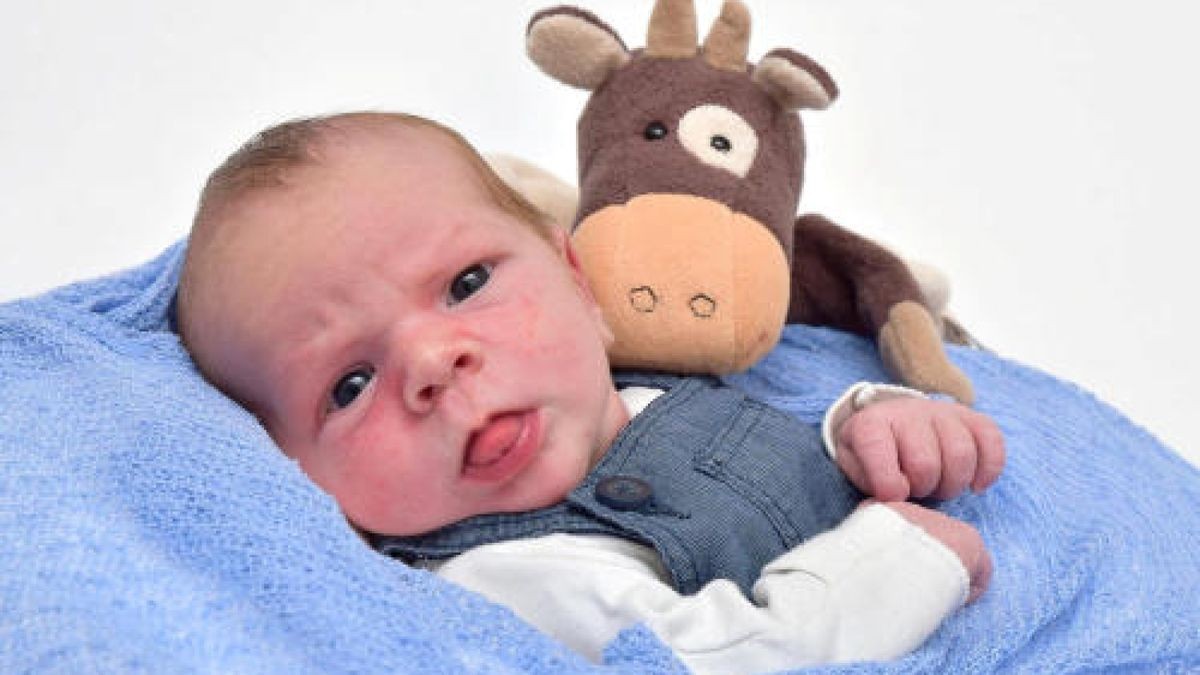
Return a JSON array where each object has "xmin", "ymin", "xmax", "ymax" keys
[
  {"xmin": 629, "ymin": 286, "xmax": 659, "ymax": 313},
  {"xmin": 572, "ymin": 193, "xmax": 790, "ymax": 374},
  {"xmin": 626, "ymin": 286, "xmax": 718, "ymax": 320},
  {"xmin": 688, "ymin": 293, "xmax": 717, "ymax": 318}
]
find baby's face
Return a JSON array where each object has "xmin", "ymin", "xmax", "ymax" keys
[{"xmin": 199, "ymin": 128, "xmax": 627, "ymax": 536}]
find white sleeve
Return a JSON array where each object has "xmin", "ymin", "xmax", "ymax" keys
[
  {"xmin": 821, "ymin": 381, "xmax": 928, "ymax": 460},
  {"xmin": 425, "ymin": 504, "xmax": 968, "ymax": 674}
]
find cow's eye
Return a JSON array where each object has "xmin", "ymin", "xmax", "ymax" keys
[
  {"xmin": 643, "ymin": 121, "xmax": 669, "ymax": 141},
  {"xmin": 677, "ymin": 105, "xmax": 758, "ymax": 177}
]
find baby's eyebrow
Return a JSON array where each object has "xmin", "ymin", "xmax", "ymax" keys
[
  {"xmin": 269, "ymin": 319, "xmax": 350, "ymax": 420},
  {"xmin": 413, "ymin": 263, "xmax": 449, "ymax": 296},
  {"xmin": 394, "ymin": 256, "xmax": 480, "ymax": 308}
]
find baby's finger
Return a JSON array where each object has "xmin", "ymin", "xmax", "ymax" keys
[
  {"xmin": 967, "ymin": 411, "xmax": 1006, "ymax": 493},
  {"xmin": 838, "ymin": 415, "xmax": 909, "ymax": 501},
  {"xmin": 896, "ymin": 421, "xmax": 941, "ymax": 498},
  {"xmin": 963, "ymin": 534, "xmax": 993, "ymax": 604},
  {"xmin": 931, "ymin": 414, "xmax": 978, "ymax": 500}
]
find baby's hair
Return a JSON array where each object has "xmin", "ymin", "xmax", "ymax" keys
[
  {"xmin": 188, "ymin": 111, "xmax": 552, "ymax": 246},
  {"xmin": 177, "ymin": 111, "xmax": 556, "ymax": 386}
]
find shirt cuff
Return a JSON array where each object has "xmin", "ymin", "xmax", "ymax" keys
[
  {"xmin": 821, "ymin": 382, "xmax": 927, "ymax": 460},
  {"xmin": 758, "ymin": 503, "xmax": 971, "ymax": 619}
]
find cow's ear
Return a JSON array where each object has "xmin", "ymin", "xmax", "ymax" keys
[
  {"xmin": 527, "ymin": 6, "xmax": 630, "ymax": 91},
  {"xmin": 752, "ymin": 48, "xmax": 839, "ymax": 111}
]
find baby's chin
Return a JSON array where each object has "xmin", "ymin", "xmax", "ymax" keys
[{"xmin": 492, "ymin": 450, "xmax": 592, "ymax": 513}]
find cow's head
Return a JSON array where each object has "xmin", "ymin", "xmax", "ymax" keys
[{"xmin": 528, "ymin": 0, "xmax": 838, "ymax": 373}]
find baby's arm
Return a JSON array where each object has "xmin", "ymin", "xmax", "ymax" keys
[
  {"xmin": 426, "ymin": 503, "xmax": 983, "ymax": 673},
  {"xmin": 824, "ymin": 383, "xmax": 1006, "ymax": 501}
]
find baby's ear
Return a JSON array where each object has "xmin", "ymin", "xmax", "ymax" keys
[
  {"xmin": 557, "ymin": 230, "xmax": 615, "ymax": 345},
  {"xmin": 558, "ymin": 230, "xmax": 594, "ymax": 298}
]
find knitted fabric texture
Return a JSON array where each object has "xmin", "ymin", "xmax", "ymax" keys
[{"xmin": 2, "ymin": 242, "xmax": 1197, "ymax": 672}]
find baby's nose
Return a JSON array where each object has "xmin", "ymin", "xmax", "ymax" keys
[{"xmin": 402, "ymin": 333, "xmax": 482, "ymax": 413}]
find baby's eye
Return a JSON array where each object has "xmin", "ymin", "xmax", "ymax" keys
[
  {"xmin": 330, "ymin": 367, "xmax": 374, "ymax": 410},
  {"xmin": 448, "ymin": 263, "xmax": 491, "ymax": 305}
]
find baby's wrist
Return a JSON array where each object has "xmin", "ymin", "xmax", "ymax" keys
[{"xmin": 821, "ymin": 382, "xmax": 927, "ymax": 459}]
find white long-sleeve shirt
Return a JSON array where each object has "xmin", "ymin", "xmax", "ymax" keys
[{"xmin": 419, "ymin": 383, "xmax": 969, "ymax": 674}]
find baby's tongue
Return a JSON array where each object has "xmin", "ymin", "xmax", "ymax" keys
[{"xmin": 466, "ymin": 413, "xmax": 524, "ymax": 467}]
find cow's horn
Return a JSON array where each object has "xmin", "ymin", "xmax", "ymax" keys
[
  {"xmin": 646, "ymin": 0, "xmax": 697, "ymax": 58},
  {"xmin": 703, "ymin": 0, "xmax": 750, "ymax": 71}
]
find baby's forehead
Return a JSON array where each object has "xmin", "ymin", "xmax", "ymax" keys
[{"xmin": 207, "ymin": 120, "xmax": 539, "ymax": 288}]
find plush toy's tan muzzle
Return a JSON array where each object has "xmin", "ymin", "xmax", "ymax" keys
[{"xmin": 573, "ymin": 193, "xmax": 790, "ymax": 374}]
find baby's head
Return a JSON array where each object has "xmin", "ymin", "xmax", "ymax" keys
[{"xmin": 177, "ymin": 112, "xmax": 627, "ymax": 536}]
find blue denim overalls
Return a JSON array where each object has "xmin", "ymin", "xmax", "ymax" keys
[{"xmin": 372, "ymin": 371, "xmax": 861, "ymax": 596}]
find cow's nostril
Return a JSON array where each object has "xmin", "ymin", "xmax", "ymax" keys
[
  {"xmin": 689, "ymin": 294, "xmax": 717, "ymax": 318},
  {"xmin": 629, "ymin": 286, "xmax": 658, "ymax": 313}
]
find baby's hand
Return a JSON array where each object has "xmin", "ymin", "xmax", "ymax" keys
[
  {"xmin": 880, "ymin": 501, "xmax": 993, "ymax": 603},
  {"xmin": 836, "ymin": 397, "xmax": 1005, "ymax": 501}
]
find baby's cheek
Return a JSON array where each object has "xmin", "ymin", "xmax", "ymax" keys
[
  {"xmin": 510, "ymin": 294, "xmax": 550, "ymax": 342},
  {"xmin": 340, "ymin": 466, "xmax": 447, "ymax": 536},
  {"xmin": 328, "ymin": 423, "xmax": 436, "ymax": 531},
  {"xmin": 501, "ymin": 296, "xmax": 565, "ymax": 355}
]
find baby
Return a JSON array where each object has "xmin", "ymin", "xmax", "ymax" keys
[{"xmin": 176, "ymin": 112, "xmax": 1003, "ymax": 673}]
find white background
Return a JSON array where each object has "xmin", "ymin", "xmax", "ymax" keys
[{"xmin": 2, "ymin": 1, "xmax": 1197, "ymax": 468}]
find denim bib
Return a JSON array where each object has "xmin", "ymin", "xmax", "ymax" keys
[{"xmin": 372, "ymin": 371, "xmax": 861, "ymax": 596}]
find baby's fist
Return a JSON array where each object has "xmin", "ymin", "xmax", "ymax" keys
[{"xmin": 836, "ymin": 397, "xmax": 1005, "ymax": 501}]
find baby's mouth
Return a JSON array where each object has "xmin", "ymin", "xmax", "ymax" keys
[{"xmin": 461, "ymin": 410, "xmax": 542, "ymax": 482}]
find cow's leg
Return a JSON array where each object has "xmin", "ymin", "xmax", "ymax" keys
[{"xmin": 790, "ymin": 214, "xmax": 974, "ymax": 404}]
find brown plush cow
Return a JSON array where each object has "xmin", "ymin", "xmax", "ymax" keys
[{"xmin": 527, "ymin": 0, "xmax": 974, "ymax": 404}]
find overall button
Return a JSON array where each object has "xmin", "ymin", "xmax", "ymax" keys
[{"xmin": 595, "ymin": 475, "xmax": 653, "ymax": 511}]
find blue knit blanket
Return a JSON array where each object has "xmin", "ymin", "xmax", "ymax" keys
[{"xmin": 2, "ymin": 242, "xmax": 1197, "ymax": 673}]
